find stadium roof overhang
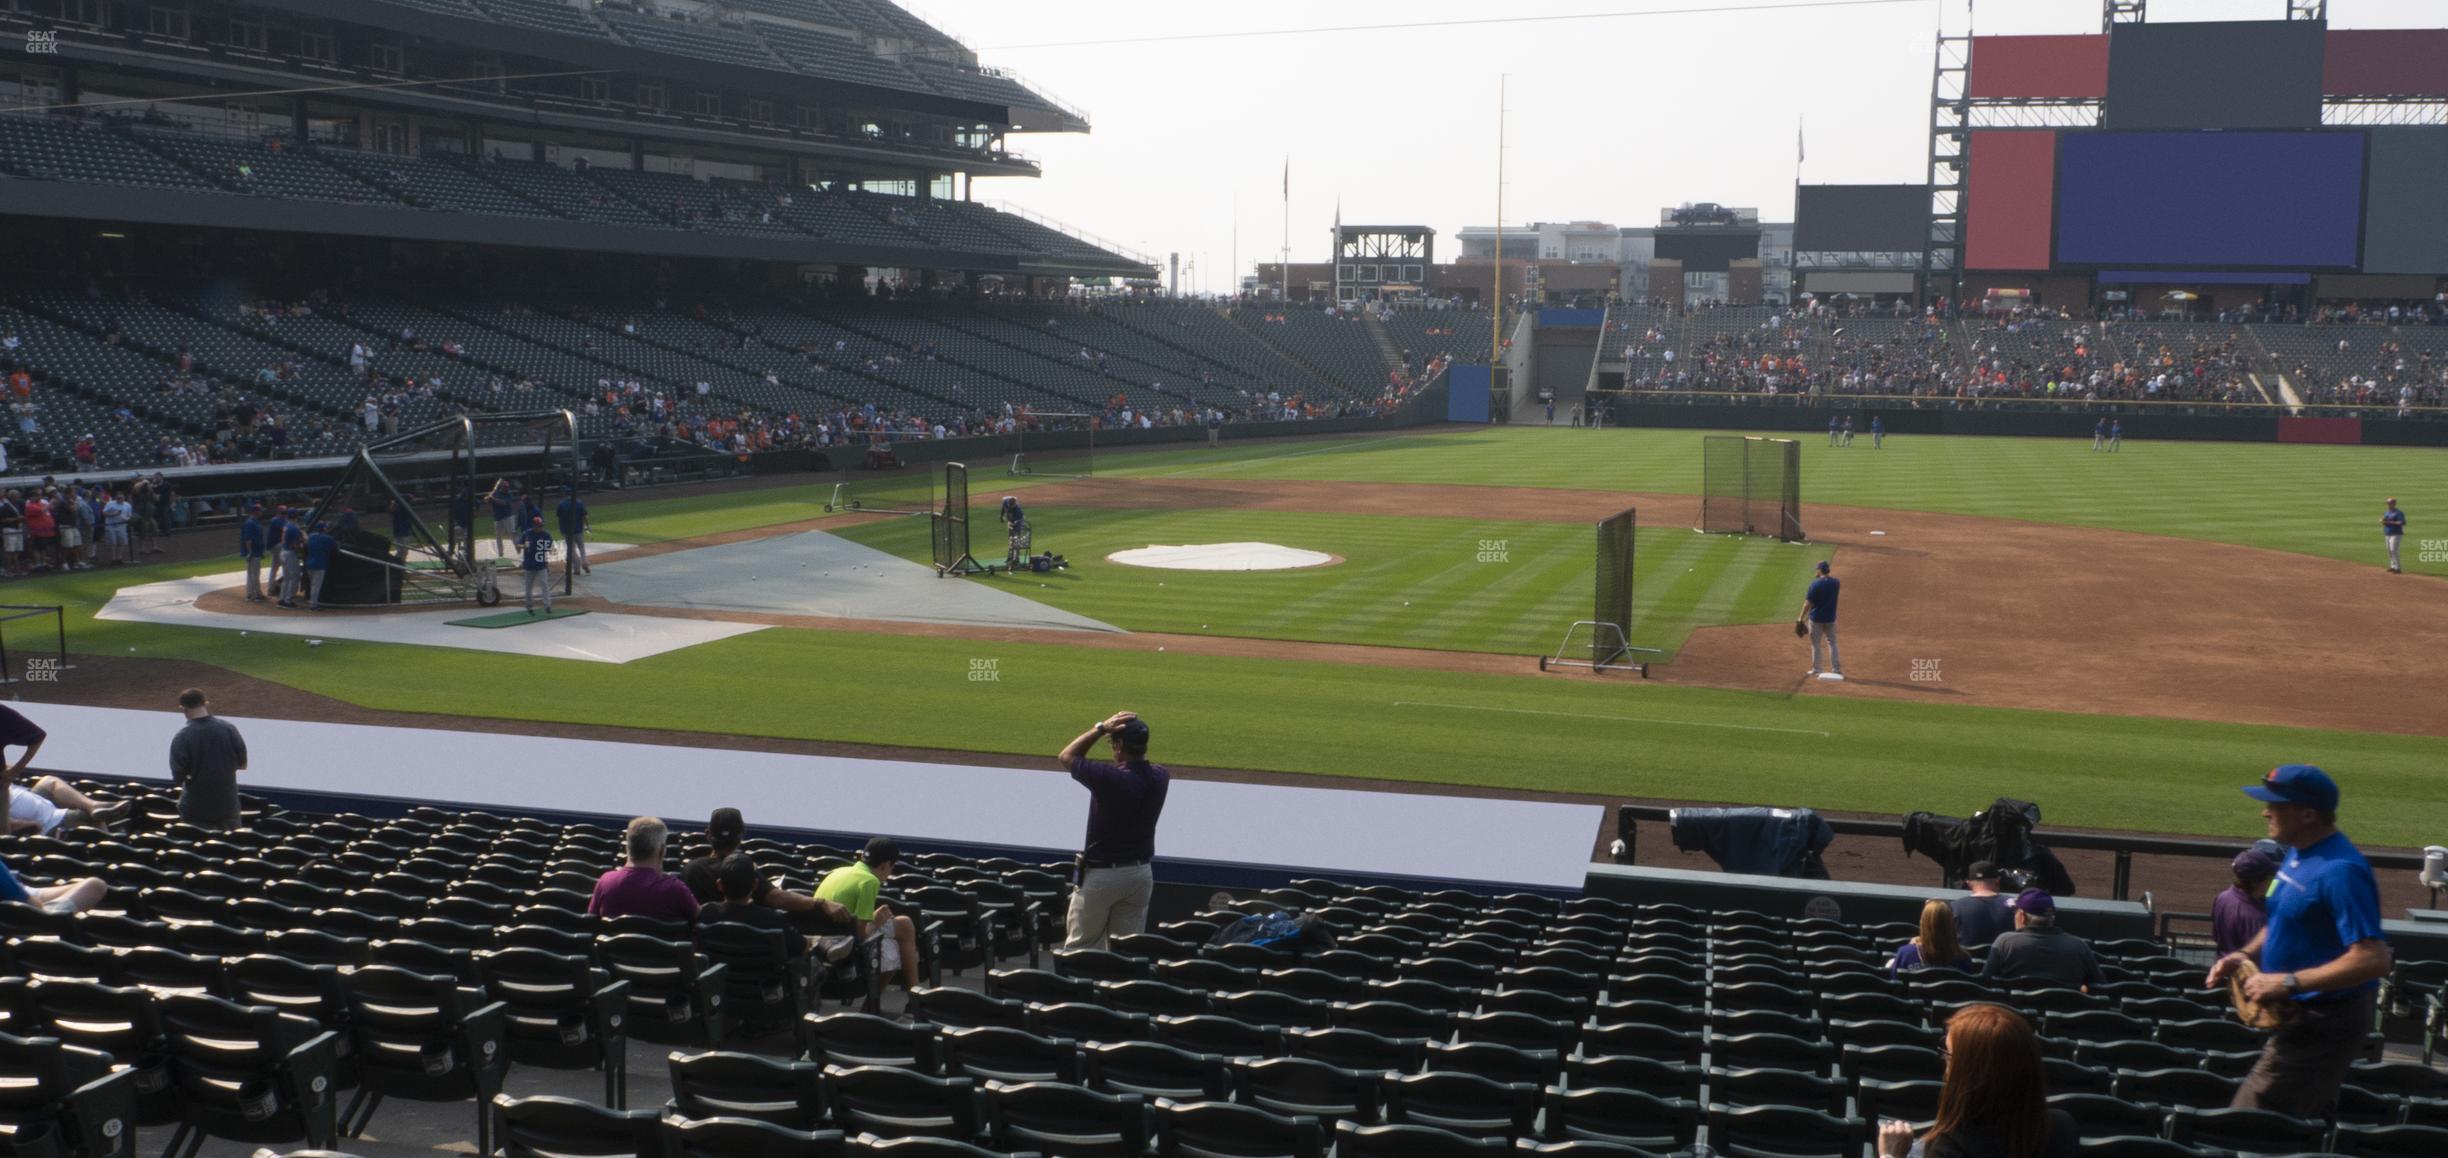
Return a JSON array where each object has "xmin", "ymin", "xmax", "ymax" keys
[
  {"xmin": 0, "ymin": 179, "xmax": 1157, "ymax": 280},
  {"xmin": 238, "ymin": 0, "xmax": 1033, "ymax": 129},
  {"xmin": 54, "ymin": 39, "xmax": 1044, "ymax": 180}
]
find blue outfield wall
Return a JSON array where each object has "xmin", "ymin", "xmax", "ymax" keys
[
  {"xmin": 1601, "ymin": 401, "xmax": 2448, "ymax": 446},
  {"xmin": 1447, "ymin": 366, "xmax": 1493, "ymax": 423}
]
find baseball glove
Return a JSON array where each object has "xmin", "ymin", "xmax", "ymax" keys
[
  {"xmin": 2228, "ymin": 960, "xmax": 2287, "ymax": 1029},
  {"xmin": 1793, "ymin": 619, "xmax": 1809, "ymax": 638}
]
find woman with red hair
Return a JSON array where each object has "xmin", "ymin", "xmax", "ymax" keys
[{"xmin": 1877, "ymin": 1003, "xmax": 2076, "ymax": 1158}]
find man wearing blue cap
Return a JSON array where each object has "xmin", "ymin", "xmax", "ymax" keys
[
  {"xmin": 2207, "ymin": 764, "xmax": 2392, "ymax": 1117},
  {"xmin": 1056, "ymin": 710, "xmax": 1169, "ymax": 950},
  {"xmin": 1799, "ymin": 559, "xmax": 1843, "ymax": 679}
]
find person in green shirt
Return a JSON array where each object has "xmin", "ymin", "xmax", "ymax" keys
[{"xmin": 816, "ymin": 836, "xmax": 919, "ymax": 990}]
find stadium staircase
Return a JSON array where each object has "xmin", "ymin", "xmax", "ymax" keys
[
  {"xmin": 2236, "ymin": 327, "xmax": 2301, "ymax": 411},
  {"xmin": 1358, "ymin": 311, "xmax": 1406, "ymax": 382}
]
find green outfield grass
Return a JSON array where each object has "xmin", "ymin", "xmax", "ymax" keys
[
  {"xmin": 18, "ymin": 424, "xmax": 2447, "ymax": 846},
  {"xmin": 19, "ymin": 558, "xmax": 2448, "ymax": 846},
  {"xmin": 831, "ymin": 505, "xmax": 1825, "ymax": 657},
  {"xmin": 1094, "ymin": 427, "xmax": 2448, "ymax": 569}
]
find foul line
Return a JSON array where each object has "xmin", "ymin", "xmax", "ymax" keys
[
  {"xmin": 1390, "ymin": 700, "xmax": 1832, "ymax": 737},
  {"xmin": 1134, "ymin": 434, "xmax": 1434, "ymax": 480}
]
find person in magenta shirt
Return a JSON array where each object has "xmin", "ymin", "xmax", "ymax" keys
[{"xmin": 587, "ymin": 816, "xmax": 698, "ymax": 923}]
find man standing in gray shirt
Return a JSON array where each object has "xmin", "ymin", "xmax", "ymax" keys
[
  {"xmin": 1981, "ymin": 889, "xmax": 2104, "ymax": 991},
  {"xmin": 168, "ymin": 688, "xmax": 245, "ymax": 828}
]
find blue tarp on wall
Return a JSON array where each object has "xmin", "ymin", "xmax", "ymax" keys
[
  {"xmin": 1537, "ymin": 308, "xmax": 1606, "ymax": 328},
  {"xmin": 1447, "ymin": 365, "xmax": 1491, "ymax": 423}
]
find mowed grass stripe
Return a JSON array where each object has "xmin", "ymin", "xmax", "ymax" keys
[{"xmin": 1098, "ymin": 428, "xmax": 2446, "ymax": 568}]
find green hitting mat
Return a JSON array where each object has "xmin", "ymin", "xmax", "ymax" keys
[{"xmin": 445, "ymin": 609, "xmax": 590, "ymax": 629}]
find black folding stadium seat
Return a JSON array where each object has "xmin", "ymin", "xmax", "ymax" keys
[
  {"xmin": 665, "ymin": 1050, "xmax": 825, "ymax": 1129},
  {"xmin": 1284, "ymin": 1026, "xmax": 1427, "ymax": 1073},
  {"xmin": 1709, "ymin": 1009, "xmax": 1823, "ymax": 1043},
  {"xmin": 1229, "ymin": 1056, "xmax": 1382, "ymax": 1127},
  {"xmin": 336, "ymin": 965, "xmax": 510, "ymax": 1154},
  {"xmin": 818, "ymin": 1064, "xmax": 976, "ymax": 1141},
  {"xmin": 1027, "ymin": 1002, "xmax": 1150, "ymax": 1045},
  {"xmin": 1330, "ymin": 1120, "xmax": 1504, "ymax": 1158},
  {"xmin": 1084, "ymin": 1040, "xmax": 1231, "ymax": 1101},
  {"xmin": 2046, "ymin": 1093, "xmax": 2169, "ymax": 1140},
  {"xmin": 2166, "ymin": 1106, "xmax": 2328, "ymax": 1154},
  {"xmin": 1150, "ymin": 1099, "xmax": 1323, "ymax": 1158},
  {"xmin": 802, "ymin": 1012, "xmax": 941, "ymax": 1073},
  {"xmin": 1051, "ymin": 949, "xmax": 1146, "ymax": 983},
  {"xmin": 1378, "ymin": 1071, "xmax": 1539, "ymax": 1140},
  {"xmin": 2069, "ymin": 1137, "xmax": 2207, "ymax": 1158},
  {"xmin": 156, "ymin": 993, "xmax": 343, "ymax": 1158},
  {"xmin": 475, "ymin": 947, "xmax": 631, "ymax": 1108},
  {"xmin": 659, "ymin": 1115, "xmax": 843, "ymax": 1158},
  {"xmin": 982, "ymin": 1081, "xmax": 1145, "ymax": 1158},
  {"xmin": 2333, "ymin": 1123, "xmax": 2448, "ymax": 1157},
  {"xmin": 907, "ymin": 987, "xmax": 1026, "ymax": 1032},
  {"xmin": 1153, "ymin": 1014, "xmax": 1282, "ymax": 1060},
  {"xmin": 938, "ymin": 1026, "xmax": 1082, "ymax": 1085},
  {"xmin": 1210, "ymin": 990, "xmax": 1331, "ymax": 1029},
  {"xmin": 490, "ymin": 1094, "xmax": 657, "ymax": 1158},
  {"xmin": 0, "ymin": 1031, "xmax": 136, "ymax": 1158},
  {"xmin": 1539, "ymin": 1086, "xmax": 1700, "ymax": 1152},
  {"xmin": 599, "ymin": 935, "xmax": 728, "ymax": 1047},
  {"xmin": 1856, "ymin": 1077, "xmax": 1944, "ymax": 1128},
  {"xmin": 1706, "ymin": 1031, "xmax": 1835, "ymax": 1072},
  {"xmin": 1333, "ymin": 1001, "xmax": 1454, "ymax": 1041},
  {"xmin": 1703, "ymin": 1104, "xmax": 1867, "ymax": 1158},
  {"xmin": 1421, "ymin": 1041, "xmax": 1561, "ymax": 1087},
  {"xmin": 989, "ymin": 969, "xmax": 1094, "ymax": 1006}
]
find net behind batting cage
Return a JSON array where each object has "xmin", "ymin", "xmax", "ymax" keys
[
  {"xmin": 1595, "ymin": 507, "xmax": 1636, "ymax": 663},
  {"xmin": 1701, "ymin": 435, "xmax": 1805, "ymax": 541},
  {"xmin": 933, "ymin": 461, "xmax": 987, "ymax": 576}
]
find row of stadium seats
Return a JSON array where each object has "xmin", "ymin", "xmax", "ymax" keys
[
  {"xmin": 0, "ymin": 114, "xmax": 1135, "ymax": 267},
  {"xmin": 2, "ymin": 780, "xmax": 2445, "ymax": 1158}
]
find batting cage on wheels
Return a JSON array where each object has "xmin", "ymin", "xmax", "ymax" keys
[
  {"xmin": 301, "ymin": 411, "xmax": 582, "ymax": 606},
  {"xmin": 1009, "ymin": 414, "xmax": 1096, "ymax": 479},
  {"xmin": 933, "ymin": 461, "xmax": 990, "ymax": 576},
  {"xmin": 1541, "ymin": 507, "xmax": 1655, "ymax": 676},
  {"xmin": 1700, "ymin": 435, "xmax": 1805, "ymax": 542}
]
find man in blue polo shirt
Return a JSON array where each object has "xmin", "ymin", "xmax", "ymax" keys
[
  {"xmin": 556, "ymin": 493, "xmax": 589, "ymax": 575},
  {"xmin": 2381, "ymin": 498, "xmax": 2405, "ymax": 574},
  {"xmin": 263, "ymin": 505, "xmax": 291, "ymax": 594},
  {"xmin": 2091, "ymin": 417, "xmax": 2106, "ymax": 452},
  {"xmin": 302, "ymin": 521, "xmax": 338, "ymax": 610},
  {"xmin": 1056, "ymin": 710, "xmax": 1169, "ymax": 950},
  {"xmin": 2206, "ymin": 764, "xmax": 2391, "ymax": 1118},
  {"xmin": 275, "ymin": 519, "xmax": 308, "ymax": 608},
  {"xmin": 1870, "ymin": 415, "xmax": 1884, "ymax": 449},
  {"xmin": 1797, "ymin": 559, "xmax": 1843, "ymax": 680},
  {"xmin": 238, "ymin": 504, "xmax": 267, "ymax": 602}
]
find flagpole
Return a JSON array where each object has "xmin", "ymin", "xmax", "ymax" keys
[
  {"xmin": 1231, "ymin": 190, "xmax": 1238, "ymax": 303},
  {"xmin": 1492, "ymin": 74, "xmax": 1505, "ymax": 388},
  {"xmin": 1281, "ymin": 156, "xmax": 1290, "ymax": 303}
]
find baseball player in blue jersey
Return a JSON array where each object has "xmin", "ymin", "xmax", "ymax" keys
[
  {"xmin": 516, "ymin": 516, "xmax": 555, "ymax": 614},
  {"xmin": 485, "ymin": 480, "xmax": 515, "ymax": 556},
  {"xmin": 1829, "ymin": 415, "xmax": 1841, "ymax": 446},
  {"xmin": 2092, "ymin": 418, "xmax": 2106, "ymax": 452},
  {"xmin": 1841, "ymin": 415, "xmax": 1855, "ymax": 446},
  {"xmin": 2108, "ymin": 419, "xmax": 2123, "ymax": 452},
  {"xmin": 2381, "ymin": 498, "xmax": 2405, "ymax": 574},
  {"xmin": 1798, "ymin": 559, "xmax": 1843, "ymax": 680},
  {"xmin": 238, "ymin": 505, "xmax": 266, "ymax": 602},
  {"xmin": 1871, "ymin": 416, "xmax": 1884, "ymax": 449},
  {"xmin": 557, "ymin": 494, "xmax": 589, "ymax": 575}
]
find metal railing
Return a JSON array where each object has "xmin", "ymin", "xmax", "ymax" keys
[
  {"xmin": 1613, "ymin": 804, "xmax": 2430, "ymax": 904},
  {"xmin": 1590, "ymin": 387, "xmax": 2448, "ymax": 419}
]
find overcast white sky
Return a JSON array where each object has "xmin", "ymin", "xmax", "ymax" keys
[{"xmin": 917, "ymin": 0, "xmax": 2443, "ymax": 287}]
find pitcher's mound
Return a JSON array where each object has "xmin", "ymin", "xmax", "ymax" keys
[{"xmin": 1107, "ymin": 542, "xmax": 1340, "ymax": 571}]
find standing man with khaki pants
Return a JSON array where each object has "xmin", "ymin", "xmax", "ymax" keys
[{"xmin": 1056, "ymin": 711, "xmax": 1169, "ymax": 950}]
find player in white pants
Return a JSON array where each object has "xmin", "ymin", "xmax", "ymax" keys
[{"xmin": 2382, "ymin": 498, "xmax": 2405, "ymax": 574}]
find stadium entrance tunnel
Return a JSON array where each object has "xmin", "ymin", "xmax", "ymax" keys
[{"xmin": 1106, "ymin": 542, "xmax": 1342, "ymax": 571}]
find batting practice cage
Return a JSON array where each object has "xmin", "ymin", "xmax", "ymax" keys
[
  {"xmin": 933, "ymin": 461, "xmax": 989, "ymax": 576},
  {"xmin": 1009, "ymin": 414, "xmax": 1096, "ymax": 479},
  {"xmin": 1701, "ymin": 435, "xmax": 1805, "ymax": 542},
  {"xmin": 303, "ymin": 411, "xmax": 581, "ymax": 606},
  {"xmin": 1542, "ymin": 507, "xmax": 1653, "ymax": 676}
]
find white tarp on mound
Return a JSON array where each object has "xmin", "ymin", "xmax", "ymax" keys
[{"xmin": 1108, "ymin": 542, "xmax": 1335, "ymax": 571}]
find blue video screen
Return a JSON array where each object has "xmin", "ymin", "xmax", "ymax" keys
[{"xmin": 2054, "ymin": 131, "xmax": 2364, "ymax": 268}]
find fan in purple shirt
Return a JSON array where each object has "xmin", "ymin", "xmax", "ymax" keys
[{"xmin": 587, "ymin": 815, "xmax": 698, "ymax": 924}]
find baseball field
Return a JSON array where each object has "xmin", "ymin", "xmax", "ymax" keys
[{"xmin": 20, "ymin": 425, "xmax": 2448, "ymax": 848}]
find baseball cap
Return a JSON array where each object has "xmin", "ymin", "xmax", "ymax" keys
[
  {"xmin": 2006, "ymin": 889, "xmax": 2055, "ymax": 915},
  {"xmin": 862, "ymin": 836, "xmax": 901, "ymax": 866},
  {"xmin": 2241, "ymin": 764, "xmax": 2339, "ymax": 812},
  {"xmin": 531, "ymin": 516, "xmax": 544, "ymax": 526},
  {"xmin": 2230, "ymin": 849, "xmax": 2279, "ymax": 881},
  {"xmin": 706, "ymin": 807, "xmax": 744, "ymax": 847},
  {"xmin": 1111, "ymin": 717, "xmax": 1151, "ymax": 747},
  {"xmin": 1816, "ymin": 561, "xmax": 1831, "ymax": 574},
  {"xmin": 1966, "ymin": 860, "xmax": 2000, "ymax": 881}
]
